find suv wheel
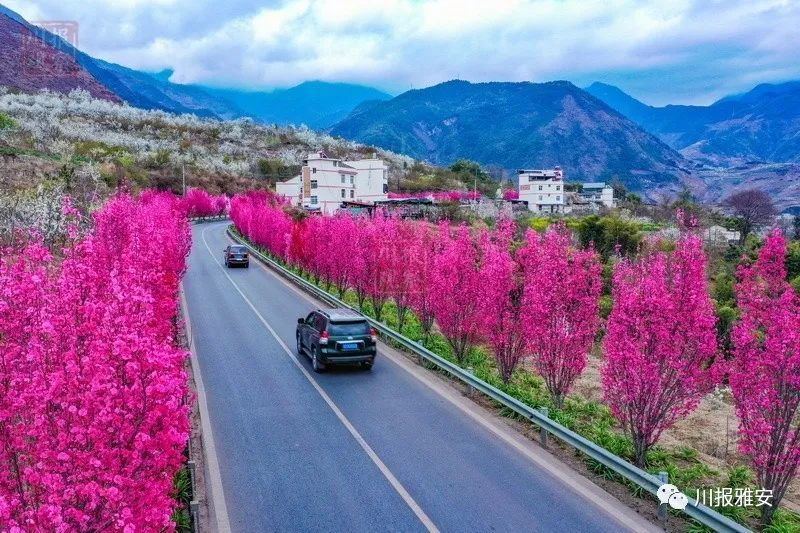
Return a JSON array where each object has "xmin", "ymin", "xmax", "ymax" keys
[
  {"xmin": 311, "ymin": 347, "xmax": 325, "ymax": 373},
  {"xmin": 296, "ymin": 334, "xmax": 303, "ymax": 355}
]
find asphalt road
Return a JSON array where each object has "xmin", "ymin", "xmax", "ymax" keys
[{"xmin": 182, "ymin": 221, "xmax": 655, "ymax": 533}]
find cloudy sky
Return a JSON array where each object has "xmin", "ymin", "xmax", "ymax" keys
[{"xmin": 6, "ymin": 0, "xmax": 800, "ymax": 105}]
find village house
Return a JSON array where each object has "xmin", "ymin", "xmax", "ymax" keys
[
  {"xmin": 580, "ymin": 182, "xmax": 616, "ymax": 209},
  {"xmin": 276, "ymin": 152, "xmax": 389, "ymax": 214},
  {"xmin": 517, "ymin": 168, "xmax": 565, "ymax": 213}
]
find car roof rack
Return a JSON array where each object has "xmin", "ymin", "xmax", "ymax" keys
[{"xmin": 320, "ymin": 308, "xmax": 364, "ymax": 321}]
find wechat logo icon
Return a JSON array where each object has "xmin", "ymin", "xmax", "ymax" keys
[{"xmin": 658, "ymin": 483, "xmax": 689, "ymax": 510}]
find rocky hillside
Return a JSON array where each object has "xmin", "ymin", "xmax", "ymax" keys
[
  {"xmin": 586, "ymin": 81, "xmax": 800, "ymax": 164},
  {"xmin": 586, "ymin": 81, "xmax": 800, "ymax": 212},
  {"xmin": 330, "ymin": 80, "xmax": 690, "ymax": 192},
  {"xmin": 0, "ymin": 10, "xmax": 119, "ymax": 103}
]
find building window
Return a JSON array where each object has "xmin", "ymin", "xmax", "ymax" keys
[
  {"xmin": 310, "ymin": 196, "xmax": 318, "ymax": 204},
  {"xmin": 341, "ymin": 175, "xmax": 345, "ymax": 184},
  {"xmin": 556, "ymin": 185, "xmax": 561, "ymax": 191},
  {"xmin": 310, "ymin": 180, "xmax": 318, "ymax": 189},
  {"xmin": 341, "ymin": 189, "xmax": 346, "ymax": 198},
  {"xmin": 350, "ymin": 176, "xmax": 354, "ymax": 185},
  {"xmin": 312, "ymin": 167, "xmax": 317, "ymax": 173},
  {"xmin": 350, "ymin": 189, "xmax": 354, "ymax": 199},
  {"xmin": 538, "ymin": 185, "xmax": 543, "ymax": 191},
  {"xmin": 539, "ymin": 195, "xmax": 543, "ymax": 201},
  {"xmin": 556, "ymin": 195, "xmax": 561, "ymax": 201}
]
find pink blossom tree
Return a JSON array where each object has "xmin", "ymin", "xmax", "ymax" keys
[
  {"xmin": 431, "ymin": 224, "xmax": 486, "ymax": 363},
  {"xmin": 521, "ymin": 226, "xmax": 603, "ymax": 405},
  {"xmin": 386, "ymin": 220, "xmax": 420, "ymax": 333},
  {"xmin": 729, "ymin": 229, "xmax": 800, "ymax": 526},
  {"xmin": 230, "ymin": 191, "xmax": 292, "ymax": 259},
  {"xmin": 0, "ymin": 193, "xmax": 190, "ymax": 529},
  {"xmin": 363, "ymin": 215, "xmax": 394, "ymax": 321},
  {"xmin": 602, "ymin": 231, "xmax": 721, "ymax": 467},
  {"xmin": 408, "ymin": 223, "xmax": 440, "ymax": 343},
  {"xmin": 480, "ymin": 220, "xmax": 527, "ymax": 382}
]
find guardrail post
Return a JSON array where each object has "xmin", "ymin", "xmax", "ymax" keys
[
  {"xmin": 657, "ymin": 471, "xmax": 669, "ymax": 521},
  {"xmin": 538, "ymin": 407, "xmax": 549, "ymax": 447},
  {"xmin": 190, "ymin": 500, "xmax": 199, "ymax": 533},
  {"xmin": 466, "ymin": 367, "xmax": 475, "ymax": 397},
  {"xmin": 188, "ymin": 459, "xmax": 197, "ymax": 498}
]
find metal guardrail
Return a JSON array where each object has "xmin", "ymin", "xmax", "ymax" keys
[{"xmin": 227, "ymin": 226, "xmax": 751, "ymax": 533}]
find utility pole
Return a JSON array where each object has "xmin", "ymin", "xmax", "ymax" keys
[
  {"xmin": 182, "ymin": 163, "xmax": 186, "ymax": 196},
  {"xmin": 473, "ymin": 166, "xmax": 478, "ymax": 201}
]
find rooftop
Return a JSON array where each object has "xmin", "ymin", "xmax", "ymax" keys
[{"xmin": 582, "ymin": 182, "xmax": 607, "ymax": 189}]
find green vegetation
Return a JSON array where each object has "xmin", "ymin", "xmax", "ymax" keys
[
  {"xmin": 0, "ymin": 112, "xmax": 15, "ymax": 130},
  {"xmin": 73, "ymin": 140, "xmax": 130, "ymax": 161},
  {"xmin": 258, "ymin": 158, "xmax": 301, "ymax": 185},
  {"xmin": 401, "ymin": 159, "xmax": 497, "ymax": 196},
  {"xmin": 575, "ymin": 215, "xmax": 643, "ymax": 257},
  {"xmin": 171, "ymin": 465, "xmax": 193, "ymax": 532}
]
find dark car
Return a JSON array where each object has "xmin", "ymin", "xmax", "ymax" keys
[
  {"xmin": 223, "ymin": 245, "xmax": 249, "ymax": 268},
  {"xmin": 296, "ymin": 309, "xmax": 377, "ymax": 372}
]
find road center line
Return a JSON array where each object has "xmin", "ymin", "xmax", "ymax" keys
[{"xmin": 201, "ymin": 225, "xmax": 439, "ymax": 533}]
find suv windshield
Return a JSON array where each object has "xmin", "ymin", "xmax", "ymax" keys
[
  {"xmin": 328, "ymin": 321, "xmax": 370, "ymax": 336},
  {"xmin": 230, "ymin": 246, "xmax": 247, "ymax": 252}
]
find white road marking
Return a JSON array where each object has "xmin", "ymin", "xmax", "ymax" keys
[
  {"xmin": 201, "ymin": 225, "xmax": 439, "ymax": 533},
  {"xmin": 180, "ymin": 288, "xmax": 232, "ymax": 533}
]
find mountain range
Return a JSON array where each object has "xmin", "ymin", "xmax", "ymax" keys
[
  {"xmin": 1, "ymin": 3, "xmax": 798, "ymax": 209},
  {"xmin": 585, "ymin": 81, "xmax": 800, "ymax": 165},
  {"xmin": 330, "ymin": 80, "xmax": 689, "ymax": 189}
]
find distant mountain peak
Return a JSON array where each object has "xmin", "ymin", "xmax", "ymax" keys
[{"xmin": 331, "ymin": 79, "xmax": 686, "ymax": 191}]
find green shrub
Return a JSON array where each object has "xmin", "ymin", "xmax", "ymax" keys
[
  {"xmin": 74, "ymin": 140, "xmax": 127, "ymax": 160},
  {"xmin": 0, "ymin": 112, "xmax": 16, "ymax": 130},
  {"xmin": 791, "ymin": 275, "xmax": 800, "ymax": 295},
  {"xmin": 787, "ymin": 241, "xmax": 800, "ymax": 279},
  {"xmin": 575, "ymin": 215, "xmax": 641, "ymax": 258},
  {"xmin": 599, "ymin": 294, "xmax": 613, "ymax": 320},
  {"xmin": 173, "ymin": 467, "xmax": 192, "ymax": 505},
  {"xmin": 528, "ymin": 217, "xmax": 551, "ymax": 232}
]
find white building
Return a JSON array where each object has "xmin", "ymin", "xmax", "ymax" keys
[
  {"xmin": 347, "ymin": 157, "xmax": 390, "ymax": 203},
  {"xmin": 704, "ymin": 225, "xmax": 741, "ymax": 245},
  {"xmin": 580, "ymin": 182, "xmax": 616, "ymax": 209},
  {"xmin": 517, "ymin": 168, "xmax": 565, "ymax": 213},
  {"xmin": 276, "ymin": 152, "xmax": 389, "ymax": 214}
]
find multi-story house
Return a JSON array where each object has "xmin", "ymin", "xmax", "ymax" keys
[
  {"xmin": 276, "ymin": 152, "xmax": 389, "ymax": 214},
  {"xmin": 517, "ymin": 168, "xmax": 565, "ymax": 213},
  {"xmin": 347, "ymin": 157, "xmax": 390, "ymax": 203},
  {"xmin": 579, "ymin": 182, "xmax": 616, "ymax": 209}
]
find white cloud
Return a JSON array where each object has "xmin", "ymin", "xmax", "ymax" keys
[{"xmin": 5, "ymin": 0, "xmax": 800, "ymax": 104}]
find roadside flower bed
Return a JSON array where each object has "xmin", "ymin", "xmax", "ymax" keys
[{"xmin": 0, "ymin": 192, "xmax": 191, "ymax": 530}]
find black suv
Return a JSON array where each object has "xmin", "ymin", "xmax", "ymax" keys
[
  {"xmin": 296, "ymin": 309, "xmax": 377, "ymax": 372},
  {"xmin": 223, "ymin": 245, "xmax": 249, "ymax": 268}
]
